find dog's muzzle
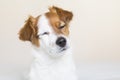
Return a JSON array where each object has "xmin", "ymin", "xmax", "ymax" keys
[{"xmin": 56, "ymin": 37, "xmax": 66, "ymax": 47}]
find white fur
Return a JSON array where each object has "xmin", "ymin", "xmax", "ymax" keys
[{"xmin": 28, "ymin": 15, "xmax": 77, "ymax": 80}]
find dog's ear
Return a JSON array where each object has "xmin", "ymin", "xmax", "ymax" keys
[
  {"xmin": 51, "ymin": 6, "xmax": 73, "ymax": 23},
  {"xmin": 19, "ymin": 16, "xmax": 40, "ymax": 46}
]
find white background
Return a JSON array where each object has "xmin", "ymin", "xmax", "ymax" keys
[{"xmin": 0, "ymin": 0, "xmax": 120, "ymax": 80}]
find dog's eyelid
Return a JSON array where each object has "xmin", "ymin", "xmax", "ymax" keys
[
  {"xmin": 42, "ymin": 32, "xmax": 49, "ymax": 35},
  {"xmin": 59, "ymin": 25, "xmax": 66, "ymax": 29},
  {"xmin": 59, "ymin": 21, "xmax": 66, "ymax": 29},
  {"xmin": 38, "ymin": 32, "xmax": 50, "ymax": 36}
]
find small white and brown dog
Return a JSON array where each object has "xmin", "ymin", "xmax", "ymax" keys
[{"xmin": 19, "ymin": 6, "xmax": 77, "ymax": 80}]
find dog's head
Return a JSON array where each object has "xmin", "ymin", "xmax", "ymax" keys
[{"xmin": 19, "ymin": 6, "xmax": 73, "ymax": 57}]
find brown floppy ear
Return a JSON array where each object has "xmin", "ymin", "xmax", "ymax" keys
[
  {"xmin": 19, "ymin": 16, "xmax": 40, "ymax": 46},
  {"xmin": 52, "ymin": 6, "xmax": 73, "ymax": 23}
]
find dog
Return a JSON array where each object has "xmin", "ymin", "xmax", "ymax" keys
[{"xmin": 19, "ymin": 6, "xmax": 77, "ymax": 80}]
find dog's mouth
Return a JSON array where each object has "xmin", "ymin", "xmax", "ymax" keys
[
  {"xmin": 59, "ymin": 47, "xmax": 69, "ymax": 53},
  {"xmin": 61, "ymin": 48, "xmax": 67, "ymax": 51}
]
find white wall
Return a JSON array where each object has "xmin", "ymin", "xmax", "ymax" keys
[{"xmin": 0, "ymin": 0, "xmax": 120, "ymax": 71}]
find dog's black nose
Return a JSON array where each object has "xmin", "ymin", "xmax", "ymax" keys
[{"xmin": 56, "ymin": 37, "xmax": 66, "ymax": 47}]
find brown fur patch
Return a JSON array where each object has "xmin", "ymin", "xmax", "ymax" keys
[
  {"xmin": 19, "ymin": 16, "xmax": 40, "ymax": 46},
  {"xmin": 45, "ymin": 6, "xmax": 73, "ymax": 36},
  {"xmin": 52, "ymin": 6, "xmax": 73, "ymax": 23}
]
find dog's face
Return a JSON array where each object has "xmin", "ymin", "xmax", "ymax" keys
[{"xmin": 19, "ymin": 6, "xmax": 73, "ymax": 57}]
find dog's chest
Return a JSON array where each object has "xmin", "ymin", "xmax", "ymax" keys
[{"xmin": 29, "ymin": 54, "xmax": 77, "ymax": 80}]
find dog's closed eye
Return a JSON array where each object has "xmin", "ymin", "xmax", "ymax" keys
[
  {"xmin": 42, "ymin": 32, "xmax": 49, "ymax": 35},
  {"xmin": 38, "ymin": 32, "xmax": 49, "ymax": 36},
  {"xmin": 59, "ymin": 21, "xmax": 66, "ymax": 29},
  {"xmin": 37, "ymin": 32, "xmax": 49, "ymax": 39},
  {"xmin": 59, "ymin": 25, "xmax": 65, "ymax": 29}
]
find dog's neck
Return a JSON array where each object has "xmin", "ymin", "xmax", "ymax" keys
[
  {"xmin": 31, "ymin": 46, "xmax": 73, "ymax": 66},
  {"xmin": 28, "ymin": 46, "xmax": 77, "ymax": 80}
]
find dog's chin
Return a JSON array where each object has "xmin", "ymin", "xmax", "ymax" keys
[{"xmin": 47, "ymin": 47, "xmax": 69, "ymax": 58}]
